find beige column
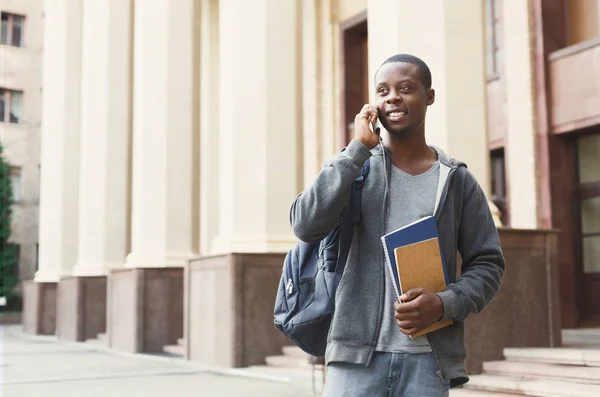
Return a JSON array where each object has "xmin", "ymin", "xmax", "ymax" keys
[
  {"xmin": 367, "ymin": 0, "xmax": 501, "ymax": 225},
  {"xmin": 210, "ymin": 0, "xmax": 301, "ymax": 254},
  {"xmin": 35, "ymin": 0, "xmax": 83, "ymax": 282},
  {"xmin": 125, "ymin": 0, "xmax": 197, "ymax": 267},
  {"xmin": 503, "ymin": 0, "xmax": 538, "ymax": 229},
  {"xmin": 319, "ymin": 0, "xmax": 339, "ymax": 159},
  {"xmin": 199, "ymin": 0, "xmax": 220, "ymax": 256},
  {"xmin": 301, "ymin": 0, "xmax": 321, "ymax": 189},
  {"xmin": 72, "ymin": 0, "xmax": 132, "ymax": 276}
]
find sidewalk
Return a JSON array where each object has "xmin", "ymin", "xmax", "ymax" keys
[{"xmin": 0, "ymin": 326, "xmax": 317, "ymax": 397}]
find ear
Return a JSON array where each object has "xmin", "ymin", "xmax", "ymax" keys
[{"xmin": 426, "ymin": 89, "xmax": 435, "ymax": 106}]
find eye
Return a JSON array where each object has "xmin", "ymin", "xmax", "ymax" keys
[
  {"xmin": 378, "ymin": 87, "xmax": 388, "ymax": 94},
  {"xmin": 400, "ymin": 85, "xmax": 410, "ymax": 91}
]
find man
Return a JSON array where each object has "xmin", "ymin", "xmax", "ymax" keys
[{"xmin": 290, "ymin": 54, "xmax": 505, "ymax": 396}]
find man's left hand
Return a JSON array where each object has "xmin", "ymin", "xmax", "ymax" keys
[{"xmin": 394, "ymin": 288, "xmax": 444, "ymax": 336}]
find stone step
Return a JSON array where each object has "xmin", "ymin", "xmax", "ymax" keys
[
  {"xmin": 563, "ymin": 329, "xmax": 600, "ymax": 338},
  {"xmin": 85, "ymin": 338, "xmax": 107, "ymax": 346},
  {"xmin": 162, "ymin": 344, "xmax": 184, "ymax": 357},
  {"xmin": 265, "ymin": 354, "xmax": 311, "ymax": 369},
  {"xmin": 484, "ymin": 360, "xmax": 600, "ymax": 385},
  {"xmin": 503, "ymin": 348, "xmax": 600, "ymax": 367},
  {"xmin": 282, "ymin": 346, "xmax": 310, "ymax": 359},
  {"xmin": 562, "ymin": 329, "xmax": 600, "ymax": 349},
  {"xmin": 449, "ymin": 388, "xmax": 519, "ymax": 397},
  {"xmin": 465, "ymin": 374, "xmax": 600, "ymax": 396}
]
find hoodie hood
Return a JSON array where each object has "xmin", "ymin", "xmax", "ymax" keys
[
  {"xmin": 430, "ymin": 145, "xmax": 467, "ymax": 170},
  {"xmin": 371, "ymin": 142, "xmax": 467, "ymax": 170},
  {"xmin": 372, "ymin": 142, "xmax": 466, "ymax": 216}
]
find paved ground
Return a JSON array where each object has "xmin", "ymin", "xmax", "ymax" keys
[{"xmin": 0, "ymin": 326, "xmax": 318, "ymax": 397}]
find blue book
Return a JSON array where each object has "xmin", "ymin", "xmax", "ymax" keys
[{"xmin": 381, "ymin": 216, "xmax": 449, "ymax": 300}]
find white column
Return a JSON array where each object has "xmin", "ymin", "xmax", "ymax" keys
[
  {"xmin": 199, "ymin": 0, "xmax": 220, "ymax": 256},
  {"xmin": 368, "ymin": 0, "xmax": 500, "ymax": 224},
  {"xmin": 35, "ymin": 0, "xmax": 83, "ymax": 282},
  {"xmin": 210, "ymin": 0, "xmax": 301, "ymax": 254},
  {"xmin": 125, "ymin": 0, "xmax": 197, "ymax": 268},
  {"xmin": 503, "ymin": 0, "xmax": 538, "ymax": 228},
  {"xmin": 71, "ymin": 0, "xmax": 133, "ymax": 276}
]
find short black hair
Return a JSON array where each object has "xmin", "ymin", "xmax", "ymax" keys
[{"xmin": 375, "ymin": 54, "xmax": 432, "ymax": 89}]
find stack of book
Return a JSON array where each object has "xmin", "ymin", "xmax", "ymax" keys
[{"xmin": 381, "ymin": 215, "xmax": 453, "ymax": 338}]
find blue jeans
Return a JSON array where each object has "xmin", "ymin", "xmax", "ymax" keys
[{"xmin": 323, "ymin": 352, "xmax": 450, "ymax": 397}]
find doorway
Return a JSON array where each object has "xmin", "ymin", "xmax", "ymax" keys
[{"xmin": 340, "ymin": 13, "xmax": 368, "ymax": 146}]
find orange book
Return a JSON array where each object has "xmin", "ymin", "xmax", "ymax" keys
[{"xmin": 393, "ymin": 237, "xmax": 453, "ymax": 338}]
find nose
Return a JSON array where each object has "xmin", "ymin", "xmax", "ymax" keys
[{"xmin": 385, "ymin": 88, "xmax": 401, "ymax": 104}]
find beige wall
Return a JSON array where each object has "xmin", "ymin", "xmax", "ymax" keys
[{"xmin": 0, "ymin": 0, "xmax": 43, "ymax": 280}]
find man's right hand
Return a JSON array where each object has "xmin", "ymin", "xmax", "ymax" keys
[{"xmin": 354, "ymin": 104, "xmax": 381, "ymax": 150}]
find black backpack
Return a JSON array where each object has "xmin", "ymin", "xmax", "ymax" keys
[{"xmin": 273, "ymin": 159, "xmax": 370, "ymax": 357}]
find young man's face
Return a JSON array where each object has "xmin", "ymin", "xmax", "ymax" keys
[{"xmin": 374, "ymin": 62, "xmax": 434, "ymax": 138}]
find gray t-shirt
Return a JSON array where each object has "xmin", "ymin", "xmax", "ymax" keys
[{"xmin": 375, "ymin": 161, "xmax": 440, "ymax": 353}]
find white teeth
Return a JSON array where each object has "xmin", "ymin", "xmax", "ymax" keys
[{"xmin": 389, "ymin": 111, "xmax": 406, "ymax": 116}]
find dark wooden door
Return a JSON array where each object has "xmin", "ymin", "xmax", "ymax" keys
[
  {"xmin": 341, "ymin": 16, "xmax": 368, "ymax": 146},
  {"xmin": 576, "ymin": 132, "xmax": 600, "ymax": 324}
]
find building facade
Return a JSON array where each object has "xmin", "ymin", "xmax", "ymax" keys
[
  {"xmin": 0, "ymin": 0, "xmax": 43, "ymax": 282},
  {"xmin": 485, "ymin": 0, "xmax": 600, "ymax": 328},
  {"xmin": 20, "ymin": 0, "xmax": 600, "ymax": 368}
]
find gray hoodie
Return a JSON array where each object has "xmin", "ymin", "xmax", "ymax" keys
[{"xmin": 290, "ymin": 139, "xmax": 505, "ymax": 387}]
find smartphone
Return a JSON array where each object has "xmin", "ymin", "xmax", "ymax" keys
[{"xmin": 371, "ymin": 119, "xmax": 381, "ymax": 136}]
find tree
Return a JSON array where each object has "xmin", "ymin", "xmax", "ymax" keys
[{"xmin": 0, "ymin": 142, "xmax": 18, "ymax": 304}]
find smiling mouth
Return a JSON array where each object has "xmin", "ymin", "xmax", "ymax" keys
[{"xmin": 386, "ymin": 110, "xmax": 407, "ymax": 120}]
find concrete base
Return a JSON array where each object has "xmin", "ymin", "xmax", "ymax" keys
[
  {"xmin": 185, "ymin": 253, "xmax": 290, "ymax": 367},
  {"xmin": 107, "ymin": 267, "xmax": 183, "ymax": 353},
  {"xmin": 56, "ymin": 276, "xmax": 107, "ymax": 341},
  {"xmin": 465, "ymin": 228, "xmax": 561, "ymax": 374},
  {"xmin": 22, "ymin": 280, "xmax": 57, "ymax": 335}
]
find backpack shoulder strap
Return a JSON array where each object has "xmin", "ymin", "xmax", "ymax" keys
[
  {"xmin": 350, "ymin": 158, "xmax": 370, "ymax": 224},
  {"xmin": 336, "ymin": 158, "xmax": 370, "ymax": 273}
]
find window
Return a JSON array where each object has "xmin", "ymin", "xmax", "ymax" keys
[
  {"xmin": 485, "ymin": 0, "xmax": 501, "ymax": 78},
  {"xmin": 575, "ymin": 133, "xmax": 600, "ymax": 322},
  {"xmin": 0, "ymin": 88, "xmax": 23, "ymax": 123},
  {"xmin": 577, "ymin": 134, "xmax": 600, "ymax": 275},
  {"xmin": 1, "ymin": 12, "xmax": 25, "ymax": 47},
  {"xmin": 578, "ymin": 132, "xmax": 600, "ymax": 184},
  {"xmin": 490, "ymin": 149, "xmax": 508, "ymax": 224},
  {"xmin": 9, "ymin": 166, "xmax": 22, "ymax": 202}
]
